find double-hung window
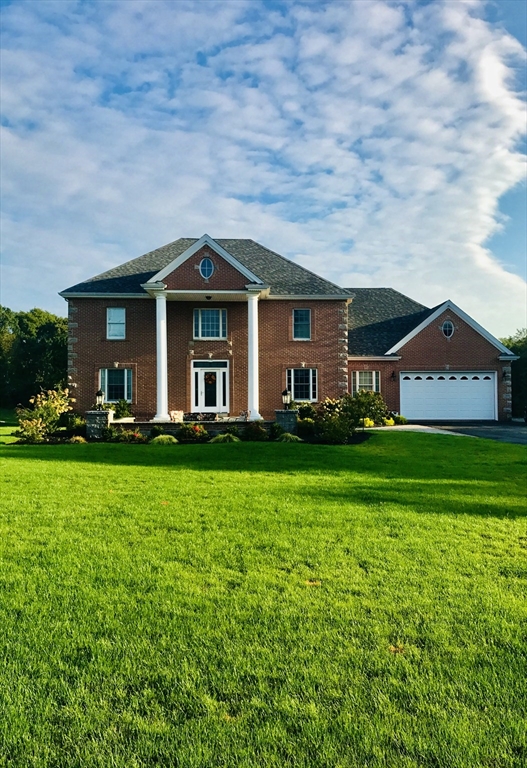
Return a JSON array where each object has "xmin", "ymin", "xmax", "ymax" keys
[
  {"xmin": 100, "ymin": 368, "xmax": 132, "ymax": 402},
  {"xmin": 193, "ymin": 308, "xmax": 227, "ymax": 339},
  {"xmin": 107, "ymin": 308, "xmax": 126, "ymax": 339},
  {"xmin": 293, "ymin": 309, "xmax": 311, "ymax": 340},
  {"xmin": 286, "ymin": 368, "xmax": 317, "ymax": 402},
  {"xmin": 351, "ymin": 371, "xmax": 380, "ymax": 395}
]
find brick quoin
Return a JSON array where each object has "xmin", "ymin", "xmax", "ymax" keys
[
  {"xmin": 68, "ymin": 296, "xmax": 348, "ymax": 420},
  {"xmin": 348, "ymin": 310, "xmax": 511, "ymax": 420}
]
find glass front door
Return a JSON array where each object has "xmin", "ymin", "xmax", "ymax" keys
[{"xmin": 192, "ymin": 361, "xmax": 229, "ymax": 413}]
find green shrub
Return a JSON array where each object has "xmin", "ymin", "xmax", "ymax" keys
[
  {"xmin": 268, "ymin": 422, "xmax": 284, "ymax": 441},
  {"xmin": 345, "ymin": 390, "xmax": 389, "ymax": 426},
  {"xmin": 15, "ymin": 388, "xmax": 73, "ymax": 443},
  {"xmin": 296, "ymin": 402, "xmax": 317, "ymax": 420},
  {"xmin": 113, "ymin": 399, "xmax": 133, "ymax": 419},
  {"xmin": 149, "ymin": 425, "xmax": 166, "ymax": 438},
  {"xmin": 150, "ymin": 434, "xmax": 178, "ymax": 445},
  {"xmin": 394, "ymin": 414, "xmax": 408, "ymax": 425},
  {"xmin": 118, "ymin": 429, "xmax": 147, "ymax": 444},
  {"xmin": 242, "ymin": 421, "xmax": 269, "ymax": 441},
  {"xmin": 209, "ymin": 433, "xmax": 241, "ymax": 443},
  {"xmin": 297, "ymin": 417, "xmax": 316, "ymax": 440},
  {"xmin": 277, "ymin": 432, "xmax": 303, "ymax": 442},
  {"xmin": 69, "ymin": 435, "xmax": 87, "ymax": 444},
  {"xmin": 224, "ymin": 425, "xmax": 240, "ymax": 437},
  {"xmin": 177, "ymin": 423, "xmax": 209, "ymax": 443},
  {"xmin": 315, "ymin": 398, "xmax": 355, "ymax": 444},
  {"xmin": 101, "ymin": 424, "xmax": 120, "ymax": 442}
]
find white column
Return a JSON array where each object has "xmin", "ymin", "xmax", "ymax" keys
[
  {"xmin": 153, "ymin": 292, "xmax": 170, "ymax": 421},
  {"xmin": 247, "ymin": 292, "xmax": 263, "ymax": 420}
]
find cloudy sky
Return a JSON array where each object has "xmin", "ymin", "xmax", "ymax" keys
[{"xmin": 1, "ymin": 0, "xmax": 525, "ymax": 336}]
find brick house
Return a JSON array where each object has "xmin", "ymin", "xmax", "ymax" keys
[
  {"xmin": 61, "ymin": 235, "xmax": 516, "ymax": 422},
  {"xmin": 60, "ymin": 235, "xmax": 352, "ymax": 421}
]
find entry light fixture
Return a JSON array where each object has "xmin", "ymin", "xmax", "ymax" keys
[
  {"xmin": 96, "ymin": 389, "xmax": 105, "ymax": 410},
  {"xmin": 282, "ymin": 389, "xmax": 292, "ymax": 409},
  {"xmin": 205, "ymin": 295, "xmax": 212, "ymax": 301}
]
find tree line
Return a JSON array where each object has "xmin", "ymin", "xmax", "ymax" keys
[
  {"xmin": 0, "ymin": 306, "xmax": 68, "ymax": 407},
  {"xmin": 500, "ymin": 328, "xmax": 527, "ymax": 419}
]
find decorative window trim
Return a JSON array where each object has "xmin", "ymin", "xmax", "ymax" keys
[
  {"xmin": 292, "ymin": 308, "xmax": 311, "ymax": 341},
  {"xmin": 106, "ymin": 308, "xmax": 126, "ymax": 340},
  {"xmin": 193, "ymin": 308, "xmax": 227, "ymax": 340},
  {"xmin": 286, "ymin": 368, "xmax": 318, "ymax": 402},
  {"xmin": 441, "ymin": 320, "xmax": 454, "ymax": 338},
  {"xmin": 351, "ymin": 371, "xmax": 381, "ymax": 395},
  {"xmin": 199, "ymin": 257, "xmax": 215, "ymax": 280},
  {"xmin": 100, "ymin": 368, "xmax": 132, "ymax": 402}
]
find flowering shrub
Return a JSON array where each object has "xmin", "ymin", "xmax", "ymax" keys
[
  {"xmin": 177, "ymin": 423, "xmax": 209, "ymax": 443},
  {"xmin": 15, "ymin": 388, "xmax": 73, "ymax": 443},
  {"xmin": 359, "ymin": 417, "xmax": 375, "ymax": 428},
  {"xmin": 383, "ymin": 417, "xmax": 395, "ymax": 426}
]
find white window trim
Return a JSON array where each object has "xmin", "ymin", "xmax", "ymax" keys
[
  {"xmin": 292, "ymin": 308, "xmax": 311, "ymax": 341},
  {"xmin": 193, "ymin": 308, "xmax": 227, "ymax": 340},
  {"xmin": 287, "ymin": 368, "xmax": 318, "ymax": 402},
  {"xmin": 100, "ymin": 368, "xmax": 132, "ymax": 402},
  {"xmin": 351, "ymin": 371, "xmax": 381, "ymax": 395},
  {"xmin": 106, "ymin": 307, "xmax": 126, "ymax": 340}
]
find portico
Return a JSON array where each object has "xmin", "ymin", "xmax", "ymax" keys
[{"xmin": 142, "ymin": 285, "xmax": 266, "ymax": 421}]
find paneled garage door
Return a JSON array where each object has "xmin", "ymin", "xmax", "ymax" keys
[{"xmin": 400, "ymin": 372, "xmax": 496, "ymax": 421}]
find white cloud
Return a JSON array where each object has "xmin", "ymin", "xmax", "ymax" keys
[{"xmin": 0, "ymin": 0, "xmax": 525, "ymax": 336}]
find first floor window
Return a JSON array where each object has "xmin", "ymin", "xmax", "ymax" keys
[
  {"xmin": 100, "ymin": 368, "xmax": 132, "ymax": 402},
  {"xmin": 351, "ymin": 370, "xmax": 380, "ymax": 395},
  {"xmin": 107, "ymin": 308, "xmax": 126, "ymax": 339},
  {"xmin": 287, "ymin": 368, "xmax": 317, "ymax": 402},
  {"xmin": 193, "ymin": 308, "xmax": 227, "ymax": 339},
  {"xmin": 293, "ymin": 308, "xmax": 311, "ymax": 340}
]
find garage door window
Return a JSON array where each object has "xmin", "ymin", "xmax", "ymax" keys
[{"xmin": 351, "ymin": 371, "xmax": 380, "ymax": 395}]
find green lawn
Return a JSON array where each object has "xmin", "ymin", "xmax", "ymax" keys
[
  {"xmin": 0, "ymin": 434, "xmax": 526, "ymax": 768},
  {"xmin": 0, "ymin": 408, "xmax": 18, "ymax": 444}
]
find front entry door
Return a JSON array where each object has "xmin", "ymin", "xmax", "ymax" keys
[{"xmin": 192, "ymin": 361, "xmax": 229, "ymax": 413}]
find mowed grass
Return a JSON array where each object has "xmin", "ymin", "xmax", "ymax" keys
[
  {"xmin": 0, "ymin": 408, "xmax": 18, "ymax": 445},
  {"xmin": 0, "ymin": 434, "xmax": 526, "ymax": 768}
]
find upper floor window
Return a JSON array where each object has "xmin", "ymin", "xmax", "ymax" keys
[
  {"xmin": 193, "ymin": 308, "xmax": 227, "ymax": 339},
  {"xmin": 287, "ymin": 368, "xmax": 317, "ymax": 402},
  {"xmin": 351, "ymin": 371, "xmax": 380, "ymax": 395},
  {"xmin": 293, "ymin": 309, "xmax": 311, "ymax": 340},
  {"xmin": 441, "ymin": 320, "xmax": 454, "ymax": 338},
  {"xmin": 107, "ymin": 308, "xmax": 126, "ymax": 339},
  {"xmin": 199, "ymin": 258, "xmax": 215, "ymax": 279},
  {"xmin": 100, "ymin": 368, "xmax": 132, "ymax": 402}
]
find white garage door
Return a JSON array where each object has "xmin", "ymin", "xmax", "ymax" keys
[{"xmin": 400, "ymin": 372, "xmax": 496, "ymax": 421}]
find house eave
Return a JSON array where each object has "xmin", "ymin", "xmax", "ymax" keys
[{"xmin": 348, "ymin": 355, "xmax": 402, "ymax": 361}]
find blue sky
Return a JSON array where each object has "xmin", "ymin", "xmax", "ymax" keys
[{"xmin": 0, "ymin": 0, "xmax": 525, "ymax": 336}]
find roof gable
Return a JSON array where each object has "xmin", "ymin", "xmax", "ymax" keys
[
  {"xmin": 385, "ymin": 300, "xmax": 515, "ymax": 356},
  {"xmin": 60, "ymin": 237, "xmax": 352, "ymax": 298},
  {"xmin": 147, "ymin": 234, "xmax": 263, "ymax": 286}
]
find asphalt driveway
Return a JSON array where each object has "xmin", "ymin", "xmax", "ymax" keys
[{"xmin": 430, "ymin": 423, "xmax": 527, "ymax": 445}]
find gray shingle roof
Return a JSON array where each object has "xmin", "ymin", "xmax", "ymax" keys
[
  {"xmin": 347, "ymin": 288, "xmax": 436, "ymax": 355},
  {"xmin": 61, "ymin": 238, "xmax": 351, "ymax": 298}
]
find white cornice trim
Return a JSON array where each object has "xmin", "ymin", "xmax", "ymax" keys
[
  {"xmin": 147, "ymin": 234, "xmax": 263, "ymax": 285},
  {"xmin": 348, "ymin": 356, "xmax": 402, "ymax": 361},
  {"xmin": 385, "ymin": 300, "xmax": 515, "ymax": 356},
  {"xmin": 498, "ymin": 354, "xmax": 520, "ymax": 361}
]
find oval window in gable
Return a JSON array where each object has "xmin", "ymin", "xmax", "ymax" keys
[
  {"xmin": 199, "ymin": 257, "xmax": 214, "ymax": 279},
  {"xmin": 441, "ymin": 320, "xmax": 454, "ymax": 338}
]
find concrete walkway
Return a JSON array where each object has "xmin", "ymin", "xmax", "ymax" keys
[{"xmin": 368, "ymin": 425, "xmax": 474, "ymax": 437}]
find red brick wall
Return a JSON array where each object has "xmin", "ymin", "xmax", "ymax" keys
[
  {"xmin": 163, "ymin": 246, "xmax": 248, "ymax": 291},
  {"xmin": 67, "ymin": 296, "xmax": 348, "ymax": 420},
  {"xmin": 348, "ymin": 310, "xmax": 511, "ymax": 420}
]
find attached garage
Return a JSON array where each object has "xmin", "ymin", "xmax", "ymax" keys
[{"xmin": 399, "ymin": 372, "xmax": 497, "ymax": 421}]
